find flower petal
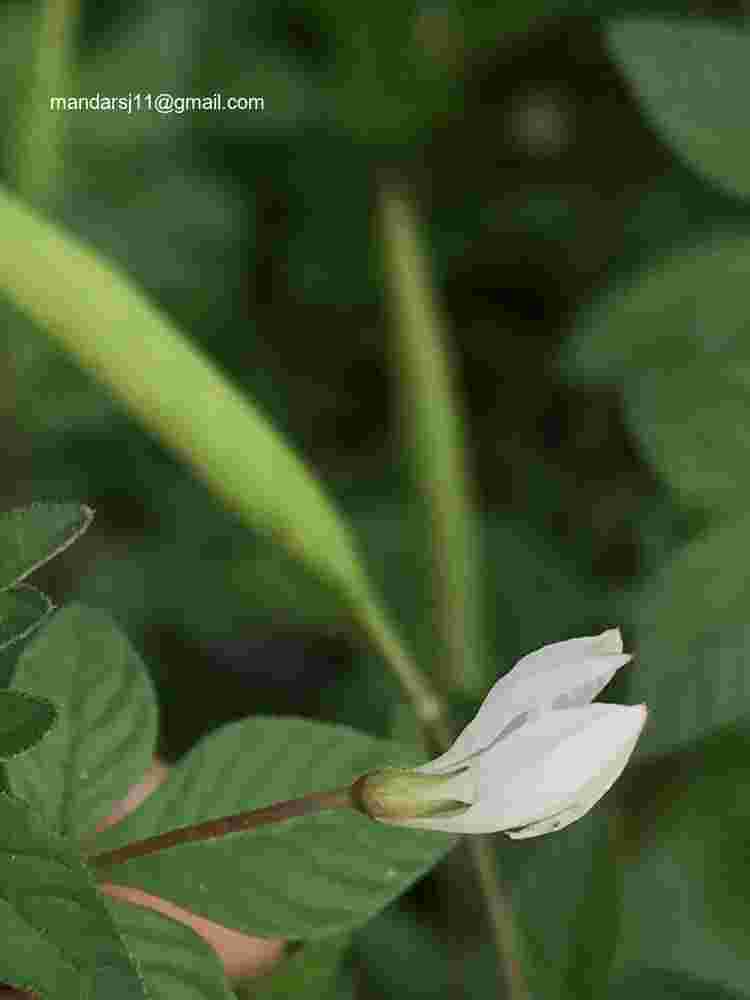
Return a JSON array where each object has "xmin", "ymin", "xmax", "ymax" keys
[
  {"xmin": 505, "ymin": 705, "xmax": 648, "ymax": 838},
  {"xmin": 418, "ymin": 630, "xmax": 631, "ymax": 775},
  {"xmin": 402, "ymin": 703, "xmax": 646, "ymax": 834}
]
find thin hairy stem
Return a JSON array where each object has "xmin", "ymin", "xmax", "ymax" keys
[{"xmin": 89, "ymin": 788, "xmax": 355, "ymax": 873}]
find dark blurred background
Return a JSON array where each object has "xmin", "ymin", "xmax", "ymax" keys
[{"xmin": 3, "ymin": 1, "xmax": 750, "ymax": 997}]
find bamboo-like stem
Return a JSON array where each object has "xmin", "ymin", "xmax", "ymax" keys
[
  {"xmin": 380, "ymin": 186, "xmax": 527, "ymax": 997},
  {"xmin": 379, "ymin": 186, "xmax": 484, "ymax": 701},
  {"xmin": 89, "ymin": 788, "xmax": 355, "ymax": 873},
  {"xmin": 467, "ymin": 836, "xmax": 529, "ymax": 1000},
  {"xmin": 11, "ymin": 0, "xmax": 79, "ymax": 204},
  {"xmin": 357, "ymin": 599, "xmax": 453, "ymax": 749}
]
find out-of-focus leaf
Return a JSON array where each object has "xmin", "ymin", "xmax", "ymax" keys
[
  {"xmin": 0, "ymin": 501, "xmax": 93, "ymax": 589},
  {"xmin": 628, "ymin": 363, "xmax": 750, "ymax": 516},
  {"xmin": 0, "ymin": 185, "xmax": 422, "ymax": 717},
  {"xmin": 241, "ymin": 935, "xmax": 350, "ymax": 1000},
  {"xmin": 379, "ymin": 186, "xmax": 484, "ymax": 698},
  {"xmin": 355, "ymin": 907, "xmax": 454, "ymax": 999},
  {"xmin": 614, "ymin": 819, "xmax": 750, "ymax": 995},
  {"xmin": 569, "ymin": 234, "xmax": 750, "ymax": 380},
  {"xmin": 6, "ymin": 603, "xmax": 158, "ymax": 839},
  {"xmin": 627, "ymin": 517, "xmax": 750, "ymax": 754},
  {"xmin": 0, "ymin": 584, "xmax": 54, "ymax": 651},
  {"xmin": 512, "ymin": 812, "xmax": 621, "ymax": 1000},
  {"xmin": 0, "ymin": 792, "xmax": 147, "ymax": 999},
  {"xmin": 91, "ymin": 716, "xmax": 454, "ymax": 939},
  {"xmin": 609, "ymin": 20, "xmax": 750, "ymax": 201},
  {"xmin": 0, "ymin": 688, "xmax": 56, "ymax": 758},
  {"xmin": 618, "ymin": 720, "xmax": 750, "ymax": 952},
  {"xmin": 106, "ymin": 896, "xmax": 235, "ymax": 1000},
  {"xmin": 610, "ymin": 966, "xmax": 750, "ymax": 999},
  {"xmin": 569, "ymin": 234, "xmax": 750, "ymax": 514}
]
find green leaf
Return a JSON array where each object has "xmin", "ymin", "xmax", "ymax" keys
[
  {"xmin": 0, "ymin": 502, "xmax": 94, "ymax": 590},
  {"xmin": 106, "ymin": 896, "xmax": 235, "ymax": 1000},
  {"xmin": 0, "ymin": 688, "xmax": 57, "ymax": 758},
  {"xmin": 610, "ymin": 967, "xmax": 750, "ymax": 999},
  {"xmin": 0, "ymin": 791, "xmax": 147, "ymax": 999},
  {"xmin": 241, "ymin": 935, "xmax": 349, "ymax": 1000},
  {"xmin": 627, "ymin": 515, "xmax": 750, "ymax": 755},
  {"xmin": 609, "ymin": 20, "xmax": 750, "ymax": 201},
  {"xmin": 512, "ymin": 812, "xmax": 621, "ymax": 1000},
  {"xmin": 569, "ymin": 234, "xmax": 750, "ymax": 382},
  {"xmin": 569, "ymin": 234, "xmax": 750, "ymax": 514},
  {"xmin": 379, "ymin": 187, "xmax": 484, "ymax": 698},
  {"xmin": 91, "ymin": 716, "xmax": 454, "ymax": 939},
  {"xmin": 0, "ymin": 187, "xmax": 420, "ymax": 709},
  {"xmin": 355, "ymin": 908, "xmax": 454, "ymax": 999},
  {"xmin": 6, "ymin": 602, "xmax": 158, "ymax": 839},
  {"xmin": 628, "ymin": 363, "xmax": 750, "ymax": 516},
  {"xmin": 615, "ymin": 808, "xmax": 750, "ymax": 994},
  {"xmin": 0, "ymin": 583, "xmax": 54, "ymax": 651},
  {"xmin": 619, "ymin": 720, "xmax": 750, "ymax": 953}
]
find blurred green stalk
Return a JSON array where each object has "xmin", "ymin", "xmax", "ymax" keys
[
  {"xmin": 10, "ymin": 0, "xmax": 79, "ymax": 205},
  {"xmin": 379, "ymin": 186, "xmax": 485, "ymax": 699},
  {"xmin": 0, "ymin": 185, "xmax": 447, "ymax": 744},
  {"xmin": 380, "ymin": 187, "xmax": 526, "ymax": 1000}
]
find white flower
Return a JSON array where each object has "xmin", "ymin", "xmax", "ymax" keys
[{"xmin": 357, "ymin": 629, "xmax": 647, "ymax": 837}]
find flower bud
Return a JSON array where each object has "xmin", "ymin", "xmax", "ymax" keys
[{"xmin": 353, "ymin": 767, "xmax": 472, "ymax": 823}]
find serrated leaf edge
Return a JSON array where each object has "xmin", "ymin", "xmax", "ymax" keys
[
  {"xmin": 0, "ymin": 688, "xmax": 59, "ymax": 761},
  {"xmin": 0, "ymin": 790, "xmax": 151, "ymax": 999},
  {"xmin": 0, "ymin": 583, "xmax": 56, "ymax": 652},
  {"xmin": 0, "ymin": 502, "xmax": 94, "ymax": 591}
]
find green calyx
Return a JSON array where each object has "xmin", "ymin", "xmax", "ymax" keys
[{"xmin": 352, "ymin": 767, "xmax": 471, "ymax": 822}]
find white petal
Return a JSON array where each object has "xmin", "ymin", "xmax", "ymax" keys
[
  {"xmin": 506, "ymin": 706, "xmax": 647, "ymax": 838},
  {"xmin": 418, "ymin": 630, "xmax": 631, "ymax": 775},
  {"xmin": 404, "ymin": 704, "xmax": 646, "ymax": 834}
]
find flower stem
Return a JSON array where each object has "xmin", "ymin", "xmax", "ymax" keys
[
  {"xmin": 88, "ymin": 788, "xmax": 355, "ymax": 873},
  {"xmin": 467, "ymin": 836, "xmax": 529, "ymax": 1000}
]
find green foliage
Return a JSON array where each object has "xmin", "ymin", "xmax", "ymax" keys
[
  {"xmin": 611, "ymin": 967, "xmax": 750, "ymax": 999},
  {"xmin": 0, "ymin": 791, "xmax": 145, "ymax": 999},
  {"xmin": 630, "ymin": 519, "xmax": 750, "ymax": 752},
  {"xmin": 609, "ymin": 19, "xmax": 750, "ymax": 202},
  {"xmin": 106, "ymin": 897, "xmax": 236, "ymax": 1000},
  {"xmin": 0, "ymin": 183, "xmax": 433, "ymax": 730},
  {"xmin": 0, "ymin": 583, "xmax": 54, "ymax": 651},
  {"xmin": 0, "ymin": 688, "xmax": 57, "ymax": 758},
  {"xmin": 570, "ymin": 234, "xmax": 750, "ymax": 515},
  {"xmin": 512, "ymin": 812, "xmax": 621, "ymax": 1000},
  {"xmin": 619, "ymin": 720, "xmax": 750, "ymax": 954},
  {"xmin": 569, "ymin": 235, "xmax": 750, "ymax": 754},
  {"xmin": 91, "ymin": 716, "xmax": 453, "ymax": 939},
  {"xmin": 4, "ymin": 2, "xmax": 750, "ymax": 995},
  {"xmin": 6, "ymin": 602, "xmax": 159, "ymax": 839},
  {"xmin": 615, "ymin": 819, "xmax": 750, "ymax": 996},
  {"xmin": 241, "ymin": 935, "xmax": 350, "ymax": 1000},
  {"xmin": 0, "ymin": 501, "xmax": 93, "ymax": 589},
  {"xmin": 355, "ymin": 906, "xmax": 459, "ymax": 998}
]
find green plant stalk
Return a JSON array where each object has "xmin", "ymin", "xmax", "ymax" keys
[
  {"xmin": 381, "ymin": 187, "xmax": 526, "ymax": 998},
  {"xmin": 0, "ymin": 185, "xmax": 447, "ymax": 745},
  {"xmin": 11, "ymin": 0, "xmax": 79, "ymax": 205},
  {"xmin": 467, "ymin": 836, "xmax": 529, "ymax": 1000},
  {"xmin": 379, "ymin": 186, "xmax": 484, "ymax": 700}
]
